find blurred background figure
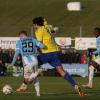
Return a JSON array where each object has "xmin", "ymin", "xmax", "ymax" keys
[
  {"xmin": 71, "ymin": 49, "xmax": 81, "ymax": 63},
  {"xmin": 60, "ymin": 48, "xmax": 68, "ymax": 63},
  {"xmin": 15, "ymin": 54, "xmax": 23, "ymax": 70},
  {"xmin": 80, "ymin": 50, "xmax": 87, "ymax": 64},
  {"xmin": 0, "ymin": 47, "xmax": 4, "ymax": 75},
  {"xmin": 7, "ymin": 48, "xmax": 15, "ymax": 63}
]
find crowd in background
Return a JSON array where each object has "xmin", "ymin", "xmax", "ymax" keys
[
  {"xmin": 0, "ymin": 47, "xmax": 88, "ymax": 75},
  {"xmin": 60, "ymin": 48, "xmax": 87, "ymax": 64},
  {"xmin": 0, "ymin": 48, "xmax": 23, "ymax": 75}
]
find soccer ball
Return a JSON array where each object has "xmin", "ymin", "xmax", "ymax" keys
[{"xmin": 3, "ymin": 84, "xmax": 13, "ymax": 95}]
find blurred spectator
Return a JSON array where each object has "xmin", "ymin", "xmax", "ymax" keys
[
  {"xmin": 60, "ymin": 49, "xmax": 68, "ymax": 63},
  {"xmin": 2, "ymin": 49, "xmax": 9, "ymax": 63},
  {"xmin": 7, "ymin": 48, "xmax": 15, "ymax": 63},
  {"xmin": 71, "ymin": 49, "xmax": 81, "ymax": 63},
  {"xmin": 80, "ymin": 50, "xmax": 87, "ymax": 64},
  {"xmin": 0, "ymin": 47, "xmax": 3, "ymax": 62},
  {"xmin": 0, "ymin": 47, "xmax": 4, "ymax": 75},
  {"xmin": 15, "ymin": 54, "xmax": 23, "ymax": 70},
  {"xmin": 2, "ymin": 49, "xmax": 9, "ymax": 73},
  {"xmin": 66, "ymin": 51, "xmax": 73, "ymax": 64}
]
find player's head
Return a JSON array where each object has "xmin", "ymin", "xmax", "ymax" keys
[
  {"xmin": 32, "ymin": 17, "xmax": 44, "ymax": 29},
  {"xmin": 94, "ymin": 27, "xmax": 100, "ymax": 38},
  {"xmin": 18, "ymin": 30, "xmax": 27, "ymax": 38}
]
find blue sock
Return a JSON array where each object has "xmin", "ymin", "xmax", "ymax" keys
[{"xmin": 64, "ymin": 72, "xmax": 76, "ymax": 86}]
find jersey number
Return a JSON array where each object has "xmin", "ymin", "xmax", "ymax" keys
[{"xmin": 22, "ymin": 42, "xmax": 33, "ymax": 53}]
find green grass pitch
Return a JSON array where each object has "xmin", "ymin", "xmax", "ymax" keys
[{"xmin": 0, "ymin": 76, "xmax": 100, "ymax": 100}]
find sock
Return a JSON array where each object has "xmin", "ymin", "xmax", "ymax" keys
[
  {"xmin": 64, "ymin": 72, "xmax": 76, "ymax": 86},
  {"xmin": 22, "ymin": 83, "xmax": 27, "ymax": 87},
  {"xmin": 23, "ymin": 79, "xmax": 28, "ymax": 85},
  {"xmin": 29, "ymin": 72, "xmax": 38, "ymax": 79},
  {"xmin": 34, "ymin": 81, "xmax": 40, "ymax": 96},
  {"xmin": 88, "ymin": 66, "xmax": 94, "ymax": 86}
]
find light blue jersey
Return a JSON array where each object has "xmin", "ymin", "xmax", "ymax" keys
[
  {"xmin": 93, "ymin": 36, "xmax": 100, "ymax": 55},
  {"xmin": 12, "ymin": 37, "xmax": 44, "ymax": 66}
]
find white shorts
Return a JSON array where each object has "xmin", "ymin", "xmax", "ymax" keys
[
  {"xmin": 22, "ymin": 55, "xmax": 38, "ymax": 79},
  {"xmin": 22, "ymin": 55, "xmax": 38, "ymax": 66},
  {"xmin": 93, "ymin": 56, "xmax": 100, "ymax": 65}
]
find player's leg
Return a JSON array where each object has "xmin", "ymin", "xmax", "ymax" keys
[
  {"xmin": 82, "ymin": 65, "xmax": 94, "ymax": 88},
  {"xmin": 28, "ymin": 52, "xmax": 84, "ymax": 96},
  {"xmin": 55, "ymin": 66, "xmax": 84, "ymax": 96},
  {"xmin": 56, "ymin": 66, "xmax": 76, "ymax": 85},
  {"xmin": 50, "ymin": 52, "xmax": 84, "ymax": 96},
  {"xmin": 83, "ymin": 57, "xmax": 100, "ymax": 88},
  {"xmin": 29, "ymin": 68, "xmax": 43, "ymax": 81},
  {"xmin": 16, "ymin": 65, "xmax": 32, "ymax": 92},
  {"xmin": 16, "ymin": 56, "xmax": 38, "ymax": 92},
  {"xmin": 33, "ymin": 78, "xmax": 40, "ymax": 96},
  {"xmin": 32, "ymin": 64, "xmax": 40, "ymax": 96},
  {"xmin": 28, "ymin": 54, "xmax": 45, "ymax": 82}
]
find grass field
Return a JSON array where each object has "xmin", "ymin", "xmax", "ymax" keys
[
  {"xmin": 0, "ymin": 76, "xmax": 100, "ymax": 100},
  {"xmin": 1, "ymin": 0, "xmax": 100, "ymax": 37}
]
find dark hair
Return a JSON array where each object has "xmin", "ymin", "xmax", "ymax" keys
[
  {"xmin": 18, "ymin": 30, "xmax": 27, "ymax": 36},
  {"xmin": 33, "ymin": 17, "xmax": 44, "ymax": 26},
  {"xmin": 94, "ymin": 27, "xmax": 100, "ymax": 34}
]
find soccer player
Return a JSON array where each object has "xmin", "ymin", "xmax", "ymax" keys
[
  {"xmin": 9, "ymin": 30, "xmax": 44, "ymax": 96},
  {"xmin": 28, "ymin": 17, "xmax": 84, "ymax": 96},
  {"xmin": 83, "ymin": 28, "xmax": 100, "ymax": 88}
]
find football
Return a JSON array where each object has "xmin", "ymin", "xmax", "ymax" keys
[{"xmin": 3, "ymin": 84, "xmax": 13, "ymax": 95}]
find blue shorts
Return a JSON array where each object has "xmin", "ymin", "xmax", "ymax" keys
[{"xmin": 37, "ymin": 52, "xmax": 61, "ymax": 68}]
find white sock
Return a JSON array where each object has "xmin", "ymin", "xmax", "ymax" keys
[
  {"xmin": 34, "ymin": 81, "xmax": 40, "ymax": 96},
  {"xmin": 88, "ymin": 65, "xmax": 94, "ymax": 86},
  {"xmin": 22, "ymin": 83, "xmax": 27, "ymax": 87},
  {"xmin": 29, "ymin": 72, "xmax": 38, "ymax": 79}
]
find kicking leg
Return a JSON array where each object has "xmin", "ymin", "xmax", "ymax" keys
[
  {"xmin": 16, "ymin": 79, "xmax": 28, "ymax": 92},
  {"xmin": 56, "ymin": 66, "xmax": 84, "ymax": 97},
  {"xmin": 28, "ymin": 68, "xmax": 43, "ymax": 83},
  {"xmin": 16, "ymin": 65, "xmax": 33, "ymax": 92}
]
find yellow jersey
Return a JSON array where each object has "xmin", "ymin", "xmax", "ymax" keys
[{"xmin": 35, "ymin": 26, "xmax": 59, "ymax": 53}]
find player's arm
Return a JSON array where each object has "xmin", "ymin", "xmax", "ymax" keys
[
  {"xmin": 92, "ymin": 46, "xmax": 100, "ymax": 55},
  {"xmin": 11, "ymin": 48, "xmax": 20, "ymax": 65},
  {"xmin": 93, "ymin": 38, "xmax": 100, "ymax": 55},
  {"xmin": 8, "ymin": 41, "xmax": 20, "ymax": 69},
  {"xmin": 92, "ymin": 50, "xmax": 98, "ymax": 55}
]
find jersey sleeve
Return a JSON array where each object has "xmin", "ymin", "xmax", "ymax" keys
[
  {"xmin": 93, "ymin": 38, "xmax": 100, "ymax": 55},
  {"xmin": 11, "ymin": 40, "xmax": 21, "ymax": 65},
  {"xmin": 33, "ymin": 38, "xmax": 45, "ymax": 49},
  {"xmin": 92, "ymin": 50, "xmax": 98, "ymax": 55},
  {"xmin": 92, "ymin": 48, "xmax": 100, "ymax": 55}
]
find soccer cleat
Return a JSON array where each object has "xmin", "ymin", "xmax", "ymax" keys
[
  {"xmin": 82, "ymin": 84, "xmax": 92, "ymax": 89},
  {"xmin": 75, "ymin": 85, "xmax": 85, "ymax": 97},
  {"xmin": 16, "ymin": 84, "xmax": 28, "ymax": 92}
]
